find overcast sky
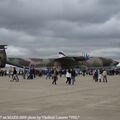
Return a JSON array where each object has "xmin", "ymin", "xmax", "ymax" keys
[{"xmin": 0, "ymin": 0, "xmax": 120, "ymax": 61}]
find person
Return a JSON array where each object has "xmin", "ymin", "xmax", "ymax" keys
[
  {"xmin": 4, "ymin": 69, "xmax": 7, "ymax": 76},
  {"xmin": 71, "ymin": 69, "xmax": 76, "ymax": 85},
  {"xmin": 82, "ymin": 69, "xmax": 86, "ymax": 76},
  {"xmin": 52, "ymin": 68, "xmax": 58, "ymax": 85},
  {"xmin": 94, "ymin": 69, "xmax": 98, "ymax": 82},
  {"xmin": 32, "ymin": 65, "xmax": 36, "ymax": 78},
  {"xmin": 102, "ymin": 70, "xmax": 107, "ymax": 82},
  {"xmin": 98, "ymin": 69, "xmax": 102, "ymax": 82},
  {"xmin": 59, "ymin": 69, "xmax": 62, "ymax": 77},
  {"xmin": 9, "ymin": 66, "xmax": 13, "ymax": 81},
  {"xmin": 23, "ymin": 66, "xmax": 26, "ymax": 79},
  {"xmin": 46, "ymin": 68, "xmax": 51, "ymax": 79},
  {"xmin": 66, "ymin": 69, "xmax": 71, "ymax": 85},
  {"xmin": 39, "ymin": 70, "xmax": 42, "ymax": 77},
  {"xmin": 12, "ymin": 67, "xmax": 19, "ymax": 82},
  {"xmin": 93, "ymin": 69, "xmax": 98, "ymax": 82},
  {"xmin": 93, "ymin": 70, "xmax": 96, "ymax": 80},
  {"xmin": 27, "ymin": 65, "xmax": 33, "ymax": 80}
]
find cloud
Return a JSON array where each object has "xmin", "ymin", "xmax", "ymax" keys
[
  {"xmin": 0, "ymin": 0, "xmax": 120, "ymax": 61},
  {"xmin": 6, "ymin": 45, "xmax": 30, "ymax": 57},
  {"xmin": 90, "ymin": 48, "xmax": 120, "ymax": 55}
]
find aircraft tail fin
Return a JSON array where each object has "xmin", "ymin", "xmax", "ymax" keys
[
  {"xmin": 82, "ymin": 52, "xmax": 90, "ymax": 60},
  {"xmin": 59, "ymin": 51, "xmax": 66, "ymax": 58}
]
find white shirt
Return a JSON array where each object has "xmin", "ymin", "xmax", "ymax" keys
[{"xmin": 66, "ymin": 72, "xmax": 71, "ymax": 78}]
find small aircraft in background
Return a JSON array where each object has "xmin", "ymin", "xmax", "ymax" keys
[{"xmin": 0, "ymin": 45, "xmax": 119, "ymax": 69}]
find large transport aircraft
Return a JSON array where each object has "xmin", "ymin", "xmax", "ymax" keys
[{"xmin": 0, "ymin": 45, "xmax": 119, "ymax": 69}]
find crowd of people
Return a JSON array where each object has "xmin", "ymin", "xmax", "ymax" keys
[
  {"xmin": 0, "ymin": 66, "xmax": 120, "ymax": 84},
  {"xmin": 0, "ymin": 68, "xmax": 7, "ymax": 76},
  {"xmin": 93, "ymin": 69, "xmax": 108, "ymax": 82}
]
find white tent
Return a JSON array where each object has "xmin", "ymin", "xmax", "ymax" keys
[
  {"xmin": 6, "ymin": 64, "xmax": 18, "ymax": 68},
  {"xmin": 5, "ymin": 64, "xmax": 23, "ymax": 74},
  {"xmin": 5, "ymin": 64, "xmax": 23, "ymax": 69}
]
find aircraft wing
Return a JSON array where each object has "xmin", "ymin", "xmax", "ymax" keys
[{"xmin": 6, "ymin": 56, "xmax": 87, "ymax": 69}]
